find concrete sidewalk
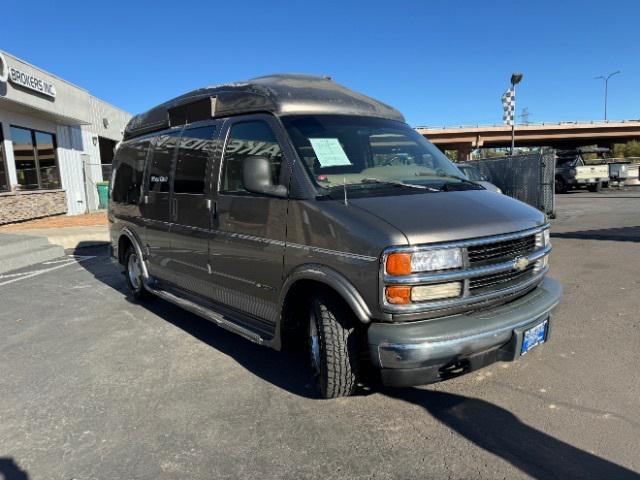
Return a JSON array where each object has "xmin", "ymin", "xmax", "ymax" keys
[
  {"xmin": 0, "ymin": 233, "xmax": 66, "ymax": 274},
  {"xmin": 12, "ymin": 225, "xmax": 110, "ymax": 249},
  {"xmin": 0, "ymin": 213, "xmax": 109, "ymax": 250}
]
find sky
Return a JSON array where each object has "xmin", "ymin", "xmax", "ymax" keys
[{"xmin": 2, "ymin": 0, "xmax": 638, "ymax": 127}]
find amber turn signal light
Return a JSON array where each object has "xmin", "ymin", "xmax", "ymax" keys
[
  {"xmin": 385, "ymin": 286, "xmax": 411, "ymax": 305},
  {"xmin": 386, "ymin": 253, "xmax": 411, "ymax": 276}
]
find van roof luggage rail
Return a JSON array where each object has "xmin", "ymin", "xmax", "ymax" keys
[{"xmin": 123, "ymin": 74, "xmax": 405, "ymax": 141}]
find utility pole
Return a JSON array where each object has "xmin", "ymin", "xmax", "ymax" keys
[
  {"xmin": 519, "ymin": 107, "xmax": 531, "ymax": 124},
  {"xmin": 595, "ymin": 70, "xmax": 620, "ymax": 121}
]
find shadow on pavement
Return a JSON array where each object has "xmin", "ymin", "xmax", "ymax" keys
[
  {"xmin": 0, "ymin": 457, "xmax": 29, "ymax": 480},
  {"xmin": 72, "ymin": 243, "xmax": 316, "ymax": 399},
  {"xmin": 551, "ymin": 226, "xmax": 640, "ymax": 243},
  {"xmin": 384, "ymin": 388, "xmax": 639, "ymax": 480},
  {"xmin": 74, "ymin": 244, "xmax": 639, "ymax": 479}
]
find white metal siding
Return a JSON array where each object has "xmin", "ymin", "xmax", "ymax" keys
[{"xmin": 56, "ymin": 124, "xmax": 87, "ymax": 215}]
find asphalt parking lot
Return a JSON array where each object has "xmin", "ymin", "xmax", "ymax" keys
[{"xmin": 1, "ymin": 190, "xmax": 639, "ymax": 480}]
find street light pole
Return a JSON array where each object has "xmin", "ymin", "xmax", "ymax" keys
[
  {"xmin": 510, "ymin": 73, "xmax": 523, "ymax": 155},
  {"xmin": 595, "ymin": 70, "xmax": 620, "ymax": 121}
]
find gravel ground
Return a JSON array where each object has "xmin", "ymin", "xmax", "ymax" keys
[{"xmin": 0, "ymin": 190, "xmax": 638, "ymax": 480}]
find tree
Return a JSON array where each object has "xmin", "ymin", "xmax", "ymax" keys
[
  {"xmin": 624, "ymin": 140, "xmax": 640, "ymax": 158},
  {"xmin": 612, "ymin": 140, "xmax": 640, "ymax": 159}
]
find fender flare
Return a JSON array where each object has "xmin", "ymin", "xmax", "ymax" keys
[
  {"xmin": 119, "ymin": 227, "xmax": 150, "ymax": 280},
  {"xmin": 280, "ymin": 264, "xmax": 372, "ymax": 323}
]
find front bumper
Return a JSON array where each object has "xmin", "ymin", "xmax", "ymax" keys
[{"xmin": 367, "ymin": 277, "xmax": 562, "ymax": 387}]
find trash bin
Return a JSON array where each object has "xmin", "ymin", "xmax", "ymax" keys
[{"xmin": 96, "ymin": 181, "xmax": 109, "ymax": 209}]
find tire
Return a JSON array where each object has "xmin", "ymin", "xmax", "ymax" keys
[
  {"xmin": 555, "ymin": 177, "xmax": 568, "ymax": 194},
  {"xmin": 124, "ymin": 246, "xmax": 150, "ymax": 300},
  {"xmin": 308, "ymin": 292, "xmax": 361, "ymax": 399},
  {"xmin": 588, "ymin": 182, "xmax": 601, "ymax": 193}
]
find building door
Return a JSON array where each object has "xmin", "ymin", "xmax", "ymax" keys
[
  {"xmin": 208, "ymin": 115, "xmax": 290, "ymax": 335},
  {"xmin": 98, "ymin": 136, "xmax": 117, "ymax": 181},
  {"xmin": 169, "ymin": 122, "xmax": 220, "ymax": 297}
]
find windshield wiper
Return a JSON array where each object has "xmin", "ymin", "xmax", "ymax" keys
[
  {"xmin": 360, "ymin": 178, "xmax": 440, "ymax": 192},
  {"xmin": 428, "ymin": 173, "xmax": 479, "ymax": 186}
]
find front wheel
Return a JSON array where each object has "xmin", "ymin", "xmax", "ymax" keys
[{"xmin": 308, "ymin": 293, "xmax": 361, "ymax": 399}]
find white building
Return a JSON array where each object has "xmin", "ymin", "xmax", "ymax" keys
[{"xmin": 0, "ymin": 50, "xmax": 131, "ymax": 224}]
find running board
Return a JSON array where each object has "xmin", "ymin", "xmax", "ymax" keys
[{"xmin": 145, "ymin": 283, "xmax": 265, "ymax": 346}]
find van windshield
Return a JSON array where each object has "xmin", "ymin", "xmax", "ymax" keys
[{"xmin": 281, "ymin": 115, "xmax": 473, "ymax": 193}]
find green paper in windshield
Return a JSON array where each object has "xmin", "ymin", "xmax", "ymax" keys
[{"xmin": 309, "ymin": 138, "xmax": 352, "ymax": 167}]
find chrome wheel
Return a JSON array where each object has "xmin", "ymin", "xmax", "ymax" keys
[
  {"xmin": 127, "ymin": 252, "xmax": 142, "ymax": 291},
  {"xmin": 309, "ymin": 308, "xmax": 321, "ymax": 377}
]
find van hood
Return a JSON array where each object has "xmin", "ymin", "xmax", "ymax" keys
[{"xmin": 349, "ymin": 190, "xmax": 545, "ymax": 245}]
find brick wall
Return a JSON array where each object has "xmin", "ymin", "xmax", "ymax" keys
[{"xmin": 0, "ymin": 190, "xmax": 67, "ymax": 225}]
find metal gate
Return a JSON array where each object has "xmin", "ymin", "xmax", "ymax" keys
[
  {"xmin": 81, "ymin": 154, "xmax": 112, "ymax": 212},
  {"xmin": 460, "ymin": 151, "xmax": 556, "ymax": 217}
]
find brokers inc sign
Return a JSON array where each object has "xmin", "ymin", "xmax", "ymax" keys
[{"xmin": 4, "ymin": 60, "xmax": 56, "ymax": 98}]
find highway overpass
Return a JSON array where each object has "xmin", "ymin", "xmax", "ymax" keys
[{"xmin": 417, "ymin": 120, "xmax": 640, "ymax": 160}]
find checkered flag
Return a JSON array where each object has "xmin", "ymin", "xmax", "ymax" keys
[{"xmin": 502, "ymin": 88, "xmax": 515, "ymax": 126}]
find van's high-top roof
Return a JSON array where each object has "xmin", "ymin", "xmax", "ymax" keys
[{"xmin": 123, "ymin": 74, "xmax": 405, "ymax": 140}]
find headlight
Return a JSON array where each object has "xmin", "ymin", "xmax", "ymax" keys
[{"xmin": 386, "ymin": 248, "xmax": 463, "ymax": 275}]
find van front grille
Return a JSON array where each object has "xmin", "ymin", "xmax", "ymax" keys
[
  {"xmin": 467, "ymin": 234, "xmax": 536, "ymax": 266},
  {"xmin": 469, "ymin": 264, "xmax": 536, "ymax": 295}
]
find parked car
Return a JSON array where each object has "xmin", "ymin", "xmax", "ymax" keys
[
  {"xmin": 555, "ymin": 148, "xmax": 610, "ymax": 193},
  {"xmin": 109, "ymin": 75, "xmax": 562, "ymax": 398},
  {"xmin": 457, "ymin": 163, "xmax": 502, "ymax": 193}
]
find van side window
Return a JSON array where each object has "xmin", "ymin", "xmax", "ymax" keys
[
  {"xmin": 147, "ymin": 131, "xmax": 181, "ymax": 193},
  {"xmin": 174, "ymin": 125, "xmax": 216, "ymax": 194},
  {"xmin": 112, "ymin": 138, "xmax": 150, "ymax": 204},
  {"xmin": 221, "ymin": 121, "xmax": 283, "ymax": 194}
]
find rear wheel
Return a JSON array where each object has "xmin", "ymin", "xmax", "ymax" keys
[
  {"xmin": 308, "ymin": 293, "xmax": 361, "ymax": 399},
  {"xmin": 124, "ymin": 246, "xmax": 150, "ymax": 300},
  {"xmin": 588, "ymin": 182, "xmax": 602, "ymax": 192}
]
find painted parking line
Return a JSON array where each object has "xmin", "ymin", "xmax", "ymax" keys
[{"xmin": 0, "ymin": 255, "xmax": 95, "ymax": 287}]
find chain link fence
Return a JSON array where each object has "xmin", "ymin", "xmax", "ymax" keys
[{"xmin": 460, "ymin": 151, "xmax": 556, "ymax": 217}]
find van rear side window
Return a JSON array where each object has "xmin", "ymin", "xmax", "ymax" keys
[
  {"xmin": 175, "ymin": 125, "xmax": 217, "ymax": 194},
  {"xmin": 112, "ymin": 138, "xmax": 150, "ymax": 204},
  {"xmin": 147, "ymin": 131, "xmax": 181, "ymax": 193}
]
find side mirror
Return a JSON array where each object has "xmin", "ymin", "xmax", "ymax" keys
[{"xmin": 242, "ymin": 156, "xmax": 288, "ymax": 198}]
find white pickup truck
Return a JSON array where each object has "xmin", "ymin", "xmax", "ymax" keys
[{"xmin": 555, "ymin": 150, "xmax": 610, "ymax": 193}]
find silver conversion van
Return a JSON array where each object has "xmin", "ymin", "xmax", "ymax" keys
[{"xmin": 109, "ymin": 75, "xmax": 562, "ymax": 398}]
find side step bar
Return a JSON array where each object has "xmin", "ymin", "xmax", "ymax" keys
[{"xmin": 145, "ymin": 282, "xmax": 265, "ymax": 346}]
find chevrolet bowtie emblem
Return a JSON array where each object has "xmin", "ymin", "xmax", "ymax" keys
[{"xmin": 514, "ymin": 256, "xmax": 530, "ymax": 271}]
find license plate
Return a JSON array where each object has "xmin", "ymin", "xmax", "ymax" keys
[{"xmin": 521, "ymin": 319, "xmax": 548, "ymax": 355}]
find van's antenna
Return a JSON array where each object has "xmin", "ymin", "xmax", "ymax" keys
[{"xmin": 343, "ymin": 178, "xmax": 348, "ymax": 206}]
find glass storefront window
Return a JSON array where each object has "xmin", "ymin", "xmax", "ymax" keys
[
  {"xmin": 34, "ymin": 131, "xmax": 60, "ymax": 189},
  {"xmin": 10, "ymin": 126, "xmax": 61, "ymax": 190}
]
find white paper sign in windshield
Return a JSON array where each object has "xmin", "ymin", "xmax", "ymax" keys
[{"xmin": 309, "ymin": 138, "xmax": 352, "ymax": 167}]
